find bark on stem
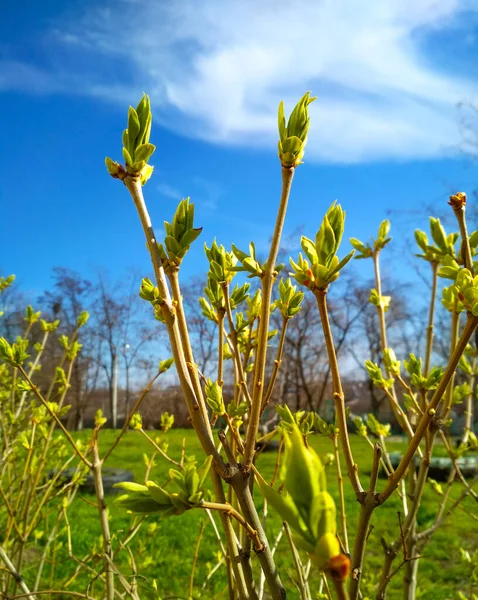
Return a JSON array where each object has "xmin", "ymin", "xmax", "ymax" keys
[
  {"xmin": 379, "ymin": 314, "xmax": 478, "ymax": 503},
  {"xmin": 124, "ymin": 176, "xmax": 221, "ymax": 465},
  {"xmin": 92, "ymin": 440, "xmax": 114, "ymax": 600},
  {"xmin": 262, "ymin": 316, "xmax": 289, "ymax": 414},
  {"xmin": 243, "ymin": 166, "xmax": 295, "ymax": 471},
  {"xmin": 424, "ymin": 262, "xmax": 438, "ymax": 376},
  {"xmin": 333, "ymin": 434, "xmax": 350, "ymax": 555},
  {"xmin": 315, "ymin": 289, "xmax": 363, "ymax": 496},
  {"xmin": 453, "ymin": 204, "xmax": 474, "ymax": 273}
]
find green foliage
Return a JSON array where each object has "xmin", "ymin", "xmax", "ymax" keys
[
  {"xmin": 290, "ymin": 202, "xmax": 354, "ymax": 290},
  {"xmin": 115, "ymin": 455, "xmax": 213, "ymax": 517},
  {"xmin": 205, "ymin": 240, "xmax": 238, "ymax": 283},
  {"xmin": 204, "ymin": 379, "xmax": 225, "ymax": 416},
  {"xmin": 274, "ymin": 278, "xmax": 304, "ymax": 319},
  {"xmin": 160, "ymin": 412, "xmax": 175, "ymax": 433},
  {"xmin": 0, "ymin": 337, "xmax": 30, "ymax": 367},
  {"xmin": 159, "ymin": 357, "xmax": 174, "ymax": 373},
  {"xmin": 415, "ymin": 217, "xmax": 458, "ymax": 263},
  {"xmin": 403, "ymin": 354, "xmax": 444, "ymax": 391},
  {"xmin": 364, "ymin": 360, "xmax": 394, "ymax": 389},
  {"xmin": 350, "ymin": 219, "xmax": 391, "ymax": 259},
  {"xmin": 278, "ymin": 92, "xmax": 317, "ymax": 168},
  {"xmin": 365, "ymin": 414, "xmax": 391, "ymax": 438},
  {"xmin": 383, "ymin": 348, "xmax": 400, "ymax": 377},
  {"xmin": 0, "ymin": 274, "xmax": 15, "ymax": 291},
  {"xmin": 369, "ymin": 288, "xmax": 391, "ymax": 312},
  {"xmin": 106, "ymin": 94, "xmax": 155, "ymax": 185},
  {"xmin": 258, "ymin": 409, "xmax": 347, "ymax": 577},
  {"xmin": 159, "ymin": 198, "xmax": 202, "ymax": 265}
]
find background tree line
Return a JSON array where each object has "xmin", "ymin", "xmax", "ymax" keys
[{"xmin": 3, "ymin": 246, "xmax": 472, "ymax": 434}]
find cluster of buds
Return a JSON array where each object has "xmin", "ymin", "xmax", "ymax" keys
[
  {"xmin": 160, "ymin": 411, "xmax": 175, "ymax": 433},
  {"xmin": 158, "ymin": 199, "xmax": 202, "ymax": 267},
  {"xmin": 278, "ymin": 92, "xmax": 317, "ymax": 168},
  {"xmin": 273, "ymin": 278, "xmax": 304, "ymax": 319},
  {"xmin": 404, "ymin": 354, "xmax": 444, "ymax": 392},
  {"xmin": 115, "ymin": 456, "xmax": 212, "ymax": 517},
  {"xmin": 447, "ymin": 269, "xmax": 478, "ymax": 316},
  {"xmin": 105, "ymin": 94, "xmax": 155, "ymax": 185},
  {"xmin": 290, "ymin": 202, "xmax": 354, "ymax": 291},
  {"xmin": 350, "ymin": 219, "xmax": 391, "ymax": 258},
  {"xmin": 0, "ymin": 274, "xmax": 15, "ymax": 292},
  {"xmin": 442, "ymin": 286, "xmax": 464, "ymax": 313},
  {"xmin": 369, "ymin": 288, "xmax": 391, "ymax": 312},
  {"xmin": 199, "ymin": 278, "xmax": 250, "ymax": 323},
  {"xmin": 204, "ymin": 379, "xmax": 225, "ymax": 416},
  {"xmin": 257, "ymin": 406, "xmax": 349, "ymax": 581},
  {"xmin": 415, "ymin": 218, "xmax": 458, "ymax": 264},
  {"xmin": 204, "ymin": 241, "xmax": 238, "ymax": 285},
  {"xmin": 364, "ymin": 360, "xmax": 394, "ymax": 389},
  {"xmin": 0, "ymin": 338, "xmax": 30, "ymax": 367},
  {"xmin": 231, "ymin": 242, "xmax": 281, "ymax": 279}
]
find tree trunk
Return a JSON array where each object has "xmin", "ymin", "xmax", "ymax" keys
[{"xmin": 111, "ymin": 352, "xmax": 118, "ymax": 429}]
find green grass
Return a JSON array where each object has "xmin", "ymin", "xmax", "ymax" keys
[{"xmin": 29, "ymin": 429, "xmax": 476, "ymax": 599}]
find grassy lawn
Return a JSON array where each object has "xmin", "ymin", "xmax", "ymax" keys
[{"xmin": 30, "ymin": 429, "xmax": 476, "ymax": 599}]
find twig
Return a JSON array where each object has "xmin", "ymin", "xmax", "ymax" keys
[
  {"xmin": 102, "ymin": 370, "xmax": 161, "ymax": 463},
  {"xmin": 200, "ymin": 502, "xmax": 264, "ymax": 553},
  {"xmin": 189, "ymin": 518, "xmax": 207, "ymax": 600},
  {"xmin": 17, "ymin": 366, "xmax": 91, "ymax": 468},
  {"xmin": 283, "ymin": 522, "xmax": 311, "ymax": 600},
  {"xmin": 334, "ymin": 433, "xmax": 350, "ymax": 554},
  {"xmin": 379, "ymin": 314, "xmax": 478, "ymax": 503},
  {"xmin": 0, "ymin": 546, "xmax": 37, "ymax": 600},
  {"xmin": 243, "ymin": 166, "xmax": 295, "ymax": 471},
  {"xmin": 315, "ymin": 289, "xmax": 363, "ymax": 497}
]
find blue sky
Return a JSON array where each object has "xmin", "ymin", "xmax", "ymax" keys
[{"xmin": 1, "ymin": 0, "xmax": 478, "ymax": 298}]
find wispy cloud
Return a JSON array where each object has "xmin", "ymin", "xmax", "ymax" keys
[
  {"xmin": 4, "ymin": 0, "xmax": 478, "ymax": 162},
  {"xmin": 157, "ymin": 182, "xmax": 183, "ymax": 201}
]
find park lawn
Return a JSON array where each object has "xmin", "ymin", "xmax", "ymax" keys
[{"xmin": 31, "ymin": 429, "xmax": 476, "ymax": 599}]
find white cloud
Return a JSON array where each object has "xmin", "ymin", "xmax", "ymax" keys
[
  {"xmin": 157, "ymin": 183, "xmax": 183, "ymax": 201},
  {"xmin": 8, "ymin": 0, "xmax": 478, "ymax": 162}
]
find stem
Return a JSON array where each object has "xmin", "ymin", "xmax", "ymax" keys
[
  {"xmin": 217, "ymin": 311, "xmax": 225, "ymax": 386},
  {"xmin": 372, "ymin": 252, "xmax": 388, "ymax": 350},
  {"xmin": 349, "ymin": 444, "xmax": 381, "ymax": 599},
  {"xmin": 201, "ymin": 502, "xmax": 264, "ymax": 552},
  {"xmin": 333, "ymin": 434, "xmax": 349, "ymax": 555},
  {"xmin": 453, "ymin": 204, "xmax": 474, "ymax": 272},
  {"xmin": 222, "ymin": 283, "xmax": 254, "ymax": 409},
  {"xmin": 284, "ymin": 522, "xmax": 311, "ymax": 600},
  {"xmin": 124, "ymin": 176, "xmax": 221, "ymax": 465},
  {"xmin": 379, "ymin": 314, "xmax": 478, "ymax": 503},
  {"xmin": 442, "ymin": 308, "xmax": 460, "ymax": 420},
  {"xmin": 373, "ymin": 251, "xmax": 415, "ymax": 438},
  {"xmin": 91, "ymin": 438, "xmax": 114, "ymax": 600},
  {"xmin": 102, "ymin": 371, "xmax": 160, "ymax": 463},
  {"xmin": 315, "ymin": 289, "xmax": 362, "ymax": 497},
  {"xmin": 424, "ymin": 262, "xmax": 438, "ymax": 376},
  {"xmin": 415, "ymin": 474, "xmax": 478, "ymax": 543},
  {"xmin": 17, "ymin": 366, "xmax": 91, "ymax": 468},
  {"xmin": 138, "ymin": 429, "xmax": 182, "ymax": 467},
  {"xmin": 349, "ymin": 499, "xmax": 376, "ymax": 600},
  {"xmin": 332, "ymin": 578, "xmax": 350, "ymax": 600},
  {"xmin": 15, "ymin": 330, "xmax": 49, "ymax": 419},
  {"xmin": 189, "ymin": 518, "xmax": 206, "ymax": 600},
  {"xmin": 262, "ymin": 316, "xmax": 289, "ymax": 414},
  {"xmin": 210, "ymin": 470, "xmax": 253, "ymax": 600},
  {"xmin": 243, "ymin": 166, "xmax": 295, "ymax": 470},
  {"xmin": 0, "ymin": 546, "xmax": 37, "ymax": 600},
  {"xmin": 169, "ymin": 269, "xmax": 212, "ymax": 432},
  {"xmin": 231, "ymin": 470, "xmax": 287, "ymax": 600},
  {"xmin": 463, "ymin": 353, "xmax": 476, "ymax": 444}
]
